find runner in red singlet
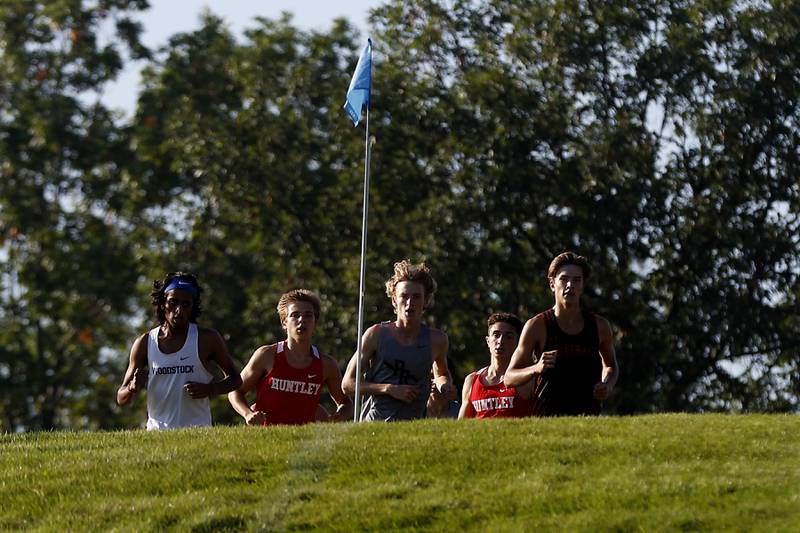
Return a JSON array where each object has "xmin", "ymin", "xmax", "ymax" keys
[
  {"xmin": 459, "ymin": 313, "xmax": 534, "ymax": 419},
  {"xmin": 228, "ymin": 289, "xmax": 352, "ymax": 425},
  {"xmin": 505, "ymin": 252, "xmax": 619, "ymax": 416}
]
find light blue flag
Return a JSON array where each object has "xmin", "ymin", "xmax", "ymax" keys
[{"xmin": 344, "ymin": 39, "xmax": 372, "ymax": 126}]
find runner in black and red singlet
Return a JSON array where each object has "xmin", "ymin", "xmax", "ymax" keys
[{"xmin": 505, "ymin": 252, "xmax": 619, "ymax": 416}]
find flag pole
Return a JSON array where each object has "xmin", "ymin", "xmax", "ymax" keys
[
  {"xmin": 353, "ymin": 105, "xmax": 373, "ymax": 422},
  {"xmin": 343, "ymin": 38, "xmax": 373, "ymax": 422}
]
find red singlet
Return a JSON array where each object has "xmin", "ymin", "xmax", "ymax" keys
[
  {"xmin": 254, "ymin": 341, "xmax": 324, "ymax": 426},
  {"xmin": 465, "ymin": 367, "xmax": 533, "ymax": 419}
]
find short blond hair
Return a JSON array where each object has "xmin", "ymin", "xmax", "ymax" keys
[
  {"xmin": 384, "ymin": 260, "xmax": 437, "ymax": 307},
  {"xmin": 277, "ymin": 289, "xmax": 321, "ymax": 322}
]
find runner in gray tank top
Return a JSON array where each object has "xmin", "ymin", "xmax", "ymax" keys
[
  {"xmin": 344, "ymin": 260, "xmax": 457, "ymax": 421},
  {"xmin": 360, "ymin": 322, "xmax": 433, "ymax": 420}
]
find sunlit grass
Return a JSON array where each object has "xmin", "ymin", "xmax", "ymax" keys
[{"xmin": 1, "ymin": 414, "xmax": 798, "ymax": 531}]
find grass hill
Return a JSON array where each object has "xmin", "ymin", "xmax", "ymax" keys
[{"xmin": 1, "ymin": 414, "xmax": 798, "ymax": 531}]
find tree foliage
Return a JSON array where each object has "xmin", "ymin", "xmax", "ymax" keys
[
  {"xmin": 1, "ymin": 0, "xmax": 797, "ymax": 429},
  {"xmin": 0, "ymin": 0, "xmax": 150, "ymax": 430},
  {"xmin": 362, "ymin": 0, "xmax": 800, "ymax": 411}
]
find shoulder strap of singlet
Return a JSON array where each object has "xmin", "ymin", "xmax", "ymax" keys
[
  {"xmin": 583, "ymin": 309, "xmax": 600, "ymax": 344},
  {"xmin": 534, "ymin": 310, "xmax": 551, "ymax": 358},
  {"xmin": 476, "ymin": 366, "xmax": 490, "ymax": 388}
]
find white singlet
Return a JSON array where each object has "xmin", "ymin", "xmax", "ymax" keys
[{"xmin": 146, "ymin": 323, "xmax": 213, "ymax": 430}]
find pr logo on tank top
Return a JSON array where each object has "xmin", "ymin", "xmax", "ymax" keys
[{"xmin": 384, "ymin": 359, "xmax": 418, "ymax": 385}]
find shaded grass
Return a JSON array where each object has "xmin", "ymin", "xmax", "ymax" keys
[{"xmin": 1, "ymin": 414, "xmax": 798, "ymax": 531}]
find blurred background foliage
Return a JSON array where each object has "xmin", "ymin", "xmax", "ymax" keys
[{"xmin": 1, "ymin": 0, "xmax": 797, "ymax": 430}]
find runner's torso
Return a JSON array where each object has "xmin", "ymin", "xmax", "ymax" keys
[
  {"xmin": 532, "ymin": 309, "xmax": 602, "ymax": 416},
  {"xmin": 255, "ymin": 341, "xmax": 324, "ymax": 425},
  {"xmin": 361, "ymin": 323, "xmax": 433, "ymax": 421},
  {"xmin": 146, "ymin": 323, "xmax": 213, "ymax": 430},
  {"xmin": 468, "ymin": 367, "xmax": 533, "ymax": 418}
]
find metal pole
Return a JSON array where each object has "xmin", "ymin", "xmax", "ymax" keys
[{"xmin": 353, "ymin": 105, "xmax": 374, "ymax": 422}]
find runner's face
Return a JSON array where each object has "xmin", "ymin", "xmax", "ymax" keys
[
  {"xmin": 164, "ymin": 289, "xmax": 193, "ymax": 329},
  {"xmin": 550, "ymin": 264, "xmax": 584, "ymax": 305},
  {"xmin": 486, "ymin": 322, "xmax": 519, "ymax": 361},
  {"xmin": 393, "ymin": 281, "xmax": 426, "ymax": 321},
  {"xmin": 282, "ymin": 301, "xmax": 317, "ymax": 340}
]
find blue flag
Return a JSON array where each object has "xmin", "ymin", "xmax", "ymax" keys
[{"xmin": 344, "ymin": 39, "xmax": 372, "ymax": 126}]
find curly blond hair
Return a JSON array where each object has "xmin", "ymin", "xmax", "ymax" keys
[{"xmin": 384, "ymin": 260, "xmax": 437, "ymax": 307}]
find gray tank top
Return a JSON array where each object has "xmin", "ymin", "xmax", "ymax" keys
[{"xmin": 361, "ymin": 323, "xmax": 433, "ymax": 421}]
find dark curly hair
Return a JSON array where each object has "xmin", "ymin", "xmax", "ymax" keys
[
  {"xmin": 487, "ymin": 312, "xmax": 523, "ymax": 336},
  {"xmin": 150, "ymin": 272, "xmax": 203, "ymax": 324}
]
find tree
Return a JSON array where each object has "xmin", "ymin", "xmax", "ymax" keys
[
  {"xmin": 367, "ymin": 0, "xmax": 800, "ymax": 411},
  {"xmin": 642, "ymin": 0, "xmax": 800, "ymax": 410},
  {"xmin": 127, "ymin": 0, "xmax": 799, "ymax": 415},
  {"xmin": 0, "ymin": 0, "xmax": 150, "ymax": 430}
]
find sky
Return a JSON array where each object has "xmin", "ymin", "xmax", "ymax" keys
[{"xmin": 103, "ymin": 0, "xmax": 382, "ymax": 115}]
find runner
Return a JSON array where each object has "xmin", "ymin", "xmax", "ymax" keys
[
  {"xmin": 343, "ymin": 260, "xmax": 456, "ymax": 421},
  {"xmin": 459, "ymin": 312, "xmax": 534, "ymax": 419},
  {"xmin": 505, "ymin": 252, "xmax": 619, "ymax": 415},
  {"xmin": 228, "ymin": 289, "xmax": 352, "ymax": 425},
  {"xmin": 117, "ymin": 272, "xmax": 242, "ymax": 429}
]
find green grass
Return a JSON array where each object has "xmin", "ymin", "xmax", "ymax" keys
[{"xmin": 1, "ymin": 415, "xmax": 798, "ymax": 531}]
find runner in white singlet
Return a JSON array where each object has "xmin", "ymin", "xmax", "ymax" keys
[{"xmin": 117, "ymin": 272, "xmax": 241, "ymax": 430}]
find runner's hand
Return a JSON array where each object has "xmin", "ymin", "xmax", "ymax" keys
[
  {"xmin": 437, "ymin": 382, "xmax": 457, "ymax": 401},
  {"xmin": 388, "ymin": 384, "xmax": 419, "ymax": 403},
  {"xmin": 184, "ymin": 381, "xmax": 212, "ymax": 399},
  {"xmin": 533, "ymin": 350, "xmax": 557, "ymax": 374},
  {"xmin": 128, "ymin": 367, "xmax": 147, "ymax": 392},
  {"xmin": 245, "ymin": 410, "xmax": 267, "ymax": 426},
  {"xmin": 593, "ymin": 381, "xmax": 611, "ymax": 400}
]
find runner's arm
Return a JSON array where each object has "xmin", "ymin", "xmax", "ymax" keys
[
  {"xmin": 117, "ymin": 334, "xmax": 148, "ymax": 406},
  {"xmin": 457, "ymin": 372, "xmax": 477, "ymax": 419},
  {"xmin": 188, "ymin": 329, "xmax": 242, "ymax": 398},
  {"xmin": 431, "ymin": 331, "xmax": 457, "ymax": 400},
  {"xmin": 228, "ymin": 345, "xmax": 273, "ymax": 424},
  {"xmin": 504, "ymin": 317, "xmax": 545, "ymax": 387},
  {"xmin": 322, "ymin": 354, "xmax": 353, "ymax": 422},
  {"xmin": 593, "ymin": 317, "xmax": 619, "ymax": 400}
]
